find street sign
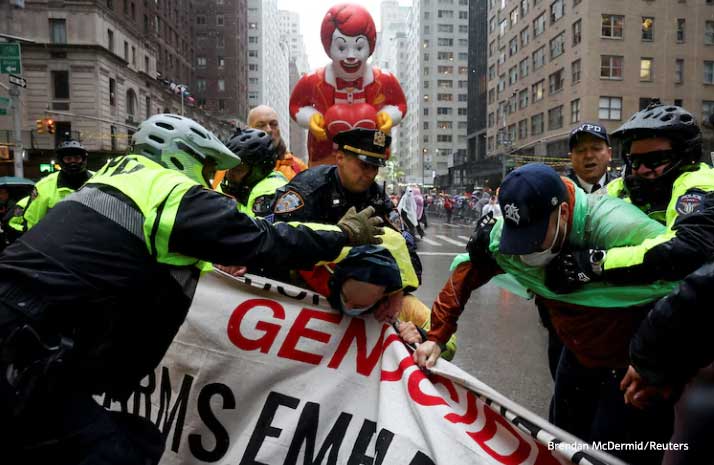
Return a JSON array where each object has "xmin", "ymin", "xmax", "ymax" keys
[
  {"xmin": 8, "ymin": 74, "xmax": 26, "ymax": 88},
  {"xmin": 0, "ymin": 109, "xmax": 7, "ymax": 116},
  {"xmin": 0, "ymin": 43, "xmax": 22, "ymax": 75}
]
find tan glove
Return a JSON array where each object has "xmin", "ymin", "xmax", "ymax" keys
[
  {"xmin": 309, "ymin": 112, "xmax": 328, "ymax": 141},
  {"xmin": 337, "ymin": 206, "xmax": 385, "ymax": 245}
]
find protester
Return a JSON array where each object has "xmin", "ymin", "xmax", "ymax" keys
[
  {"xmin": 220, "ymin": 128, "xmax": 287, "ymax": 217},
  {"xmin": 546, "ymin": 103, "xmax": 714, "ymax": 293},
  {"xmin": 412, "ymin": 186, "xmax": 427, "ymax": 237},
  {"xmin": 0, "ymin": 114, "xmax": 384, "ymax": 464},
  {"xmin": 443, "ymin": 194, "xmax": 454, "ymax": 223},
  {"xmin": 414, "ymin": 163, "xmax": 678, "ymax": 465},
  {"xmin": 248, "ymin": 104, "xmax": 306, "ymax": 180},
  {"xmin": 397, "ymin": 187, "xmax": 418, "ymax": 239},
  {"xmin": 480, "ymin": 195, "xmax": 502, "ymax": 218},
  {"xmin": 6, "ymin": 140, "xmax": 92, "ymax": 241},
  {"xmin": 566, "ymin": 123, "xmax": 617, "ymax": 193}
]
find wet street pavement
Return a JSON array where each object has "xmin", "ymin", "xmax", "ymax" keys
[{"xmin": 411, "ymin": 219, "xmax": 553, "ymax": 418}]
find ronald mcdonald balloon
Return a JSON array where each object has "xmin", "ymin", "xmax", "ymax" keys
[{"xmin": 289, "ymin": 3, "xmax": 407, "ymax": 166}]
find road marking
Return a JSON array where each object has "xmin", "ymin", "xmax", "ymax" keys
[
  {"xmin": 417, "ymin": 252, "xmax": 460, "ymax": 256},
  {"xmin": 420, "ymin": 237, "xmax": 441, "ymax": 246},
  {"xmin": 458, "ymin": 235, "xmax": 471, "ymax": 241},
  {"xmin": 436, "ymin": 235, "xmax": 467, "ymax": 247}
]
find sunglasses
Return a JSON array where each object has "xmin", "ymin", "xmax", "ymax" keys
[{"xmin": 628, "ymin": 150, "xmax": 674, "ymax": 171}]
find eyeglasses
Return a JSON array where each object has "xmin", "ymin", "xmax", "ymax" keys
[{"xmin": 628, "ymin": 149, "xmax": 674, "ymax": 171}]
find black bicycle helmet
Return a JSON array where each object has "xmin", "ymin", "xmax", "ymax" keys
[
  {"xmin": 222, "ymin": 129, "xmax": 278, "ymax": 200},
  {"xmin": 56, "ymin": 139, "xmax": 88, "ymax": 175}
]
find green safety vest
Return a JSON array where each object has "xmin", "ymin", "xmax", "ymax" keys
[
  {"xmin": 78, "ymin": 154, "xmax": 211, "ymax": 272},
  {"xmin": 8, "ymin": 171, "xmax": 87, "ymax": 233},
  {"xmin": 451, "ymin": 184, "xmax": 678, "ymax": 308},
  {"xmin": 238, "ymin": 171, "xmax": 288, "ymax": 217}
]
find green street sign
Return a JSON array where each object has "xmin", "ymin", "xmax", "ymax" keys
[
  {"xmin": 0, "ymin": 108, "xmax": 7, "ymax": 115},
  {"xmin": 0, "ymin": 43, "xmax": 22, "ymax": 75}
]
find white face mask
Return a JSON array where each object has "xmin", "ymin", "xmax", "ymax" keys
[
  {"xmin": 340, "ymin": 293, "xmax": 372, "ymax": 317},
  {"xmin": 520, "ymin": 205, "xmax": 567, "ymax": 267}
]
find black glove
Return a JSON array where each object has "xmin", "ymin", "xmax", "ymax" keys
[
  {"xmin": 466, "ymin": 212, "xmax": 497, "ymax": 265},
  {"xmin": 337, "ymin": 206, "xmax": 385, "ymax": 245},
  {"xmin": 545, "ymin": 249, "xmax": 605, "ymax": 294}
]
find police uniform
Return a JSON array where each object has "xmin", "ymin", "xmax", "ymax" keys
[
  {"xmin": 0, "ymin": 153, "xmax": 351, "ymax": 463},
  {"xmin": 237, "ymin": 170, "xmax": 288, "ymax": 218},
  {"xmin": 272, "ymin": 129, "xmax": 402, "ymax": 231}
]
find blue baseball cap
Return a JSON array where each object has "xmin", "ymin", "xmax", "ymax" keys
[
  {"xmin": 498, "ymin": 163, "xmax": 568, "ymax": 255},
  {"xmin": 569, "ymin": 123, "xmax": 610, "ymax": 150}
]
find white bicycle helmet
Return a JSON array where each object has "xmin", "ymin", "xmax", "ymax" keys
[{"xmin": 131, "ymin": 114, "xmax": 240, "ymax": 186}]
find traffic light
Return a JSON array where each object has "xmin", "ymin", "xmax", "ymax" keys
[
  {"xmin": 47, "ymin": 119, "xmax": 56, "ymax": 134},
  {"xmin": 36, "ymin": 119, "xmax": 45, "ymax": 134}
]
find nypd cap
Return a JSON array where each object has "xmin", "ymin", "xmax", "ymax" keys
[{"xmin": 333, "ymin": 128, "xmax": 391, "ymax": 167}]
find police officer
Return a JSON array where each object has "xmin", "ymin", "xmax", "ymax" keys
[
  {"xmin": 0, "ymin": 114, "xmax": 383, "ymax": 465},
  {"xmin": 222, "ymin": 128, "xmax": 287, "ymax": 217},
  {"xmin": 6, "ymin": 139, "xmax": 92, "ymax": 240},
  {"xmin": 566, "ymin": 123, "xmax": 618, "ymax": 193},
  {"xmin": 547, "ymin": 103, "xmax": 714, "ymax": 292},
  {"xmin": 272, "ymin": 128, "xmax": 401, "ymax": 229}
]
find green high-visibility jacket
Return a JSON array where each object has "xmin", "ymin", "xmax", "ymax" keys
[{"xmin": 238, "ymin": 171, "xmax": 288, "ymax": 217}]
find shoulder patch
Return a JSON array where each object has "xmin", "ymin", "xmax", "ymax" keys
[
  {"xmin": 675, "ymin": 192, "xmax": 704, "ymax": 216},
  {"xmin": 274, "ymin": 190, "xmax": 304, "ymax": 214}
]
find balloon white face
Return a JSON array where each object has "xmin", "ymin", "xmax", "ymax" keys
[{"xmin": 329, "ymin": 29, "xmax": 370, "ymax": 80}]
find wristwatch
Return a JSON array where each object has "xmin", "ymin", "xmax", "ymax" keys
[{"xmin": 589, "ymin": 249, "xmax": 606, "ymax": 276}]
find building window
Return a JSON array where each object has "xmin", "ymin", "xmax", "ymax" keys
[
  {"xmin": 107, "ymin": 29, "xmax": 114, "ymax": 52},
  {"xmin": 437, "ymin": 121, "xmax": 452, "ymax": 129},
  {"xmin": 510, "ymin": 8, "xmax": 519, "ymax": 26},
  {"xmin": 218, "ymin": 100, "xmax": 225, "ymax": 111},
  {"xmin": 218, "ymin": 80, "xmax": 225, "ymax": 92},
  {"xmin": 531, "ymin": 113, "xmax": 544, "ymax": 136},
  {"xmin": 704, "ymin": 101, "xmax": 714, "ymax": 121},
  {"xmin": 438, "ymin": 9, "xmax": 454, "ymax": 18},
  {"xmin": 677, "ymin": 19, "xmax": 686, "ymax": 42},
  {"xmin": 550, "ymin": 32, "xmax": 565, "ymax": 59},
  {"xmin": 437, "ymin": 135, "xmax": 453, "ymax": 143},
  {"xmin": 532, "ymin": 46, "xmax": 546, "ymax": 70},
  {"xmin": 438, "ymin": 79, "xmax": 453, "ymax": 88},
  {"xmin": 437, "ymin": 65, "xmax": 453, "ymax": 74},
  {"xmin": 570, "ymin": 98, "xmax": 581, "ymax": 123},
  {"xmin": 109, "ymin": 77, "xmax": 116, "ymax": 106},
  {"xmin": 572, "ymin": 19, "xmax": 581, "ymax": 46},
  {"xmin": 438, "ymin": 24, "xmax": 453, "ymax": 33},
  {"xmin": 509, "ymin": 37, "xmax": 518, "ymax": 56},
  {"xmin": 248, "ymin": 36, "xmax": 258, "ymax": 44},
  {"xmin": 519, "ymin": 57, "xmax": 529, "ymax": 78},
  {"xmin": 126, "ymin": 88, "xmax": 137, "ymax": 120},
  {"xmin": 599, "ymin": 96, "xmax": 622, "ymax": 120},
  {"xmin": 571, "ymin": 59, "xmax": 581, "ymax": 83},
  {"xmin": 534, "ymin": 13, "xmax": 546, "ymax": 36},
  {"xmin": 601, "ymin": 14, "xmax": 624, "ymax": 39},
  {"xmin": 641, "ymin": 17, "xmax": 654, "ymax": 41},
  {"xmin": 488, "ymin": 88, "xmax": 496, "ymax": 104},
  {"xmin": 52, "ymin": 70, "xmax": 70, "ymax": 100},
  {"xmin": 705, "ymin": 61, "xmax": 714, "ymax": 84},
  {"xmin": 509, "ymin": 66, "xmax": 518, "ymax": 85},
  {"xmin": 550, "ymin": 0, "xmax": 564, "ymax": 24},
  {"xmin": 639, "ymin": 97, "xmax": 657, "ymax": 110},
  {"xmin": 519, "ymin": 89, "xmax": 529, "ymax": 109},
  {"xmin": 518, "ymin": 119, "xmax": 528, "ymax": 139},
  {"xmin": 437, "ymin": 93, "xmax": 453, "ymax": 101},
  {"xmin": 437, "ymin": 51, "xmax": 453, "ymax": 60},
  {"xmin": 640, "ymin": 58, "xmax": 653, "ymax": 81},
  {"xmin": 520, "ymin": 0, "xmax": 529, "ymax": 17},
  {"xmin": 124, "ymin": 41, "xmax": 129, "ymax": 61},
  {"xmin": 49, "ymin": 19, "xmax": 67, "ymax": 44},
  {"xmin": 706, "ymin": 21, "xmax": 714, "ymax": 45},
  {"xmin": 196, "ymin": 15, "xmax": 206, "ymax": 25},
  {"xmin": 248, "ymin": 63, "xmax": 258, "ymax": 71},
  {"xmin": 520, "ymin": 27, "xmax": 529, "ymax": 47},
  {"xmin": 197, "ymin": 56, "xmax": 207, "ymax": 68},
  {"xmin": 196, "ymin": 79, "xmax": 206, "ymax": 92},
  {"xmin": 488, "ymin": 112, "xmax": 495, "ymax": 128},
  {"xmin": 675, "ymin": 59, "xmax": 684, "ymax": 83},
  {"xmin": 549, "ymin": 68, "xmax": 564, "ymax": 94},
  {"xmin": 437, "ymin": 38, "xmax": 453, "ymax": 46},
  {"xmin": 600, "ymin": 55, "xmax": 623, "ymax": 79},
  {"xmin": 144, "ymin": 55, "xmax": 149, "ymax": 73},
  {"xmin": 532, "ymin": 80, "xmax": 545, "ymax": 102},
  {"xmin": 217, "ymin": 34, "xmax": 224, "ymax": 48},
  {"xmin": 218, "ymin": 56, "xmax": 225, "ymax": 68},
  {"xmin": 548, "ymin": 105, "xmax": 563, "ymax": 130}
]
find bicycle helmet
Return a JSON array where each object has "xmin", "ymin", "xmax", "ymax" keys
[
  {"xmin": 131, "ymin": 114, "xmax": 239, "ymax": 186},
  {"xmin": 221, "ymin": 128, "xmax": 278, "ymax": 199},
  {"xmin": 56, "ymin": 139, "xmax": 88, "ymax": 175},
  {"xmin": 612, "ymin": 103, "xmax": 703, "ymax": 209}
]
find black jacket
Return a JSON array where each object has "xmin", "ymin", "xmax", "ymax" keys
[{"xmin": 630, "ymin": 261, "xmax": 714, "ymax": 386}]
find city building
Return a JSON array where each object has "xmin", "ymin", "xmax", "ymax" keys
[
  {"xmin": 400, "ymin": 0, "xmax": 471, "ymax": 189},
  {"xmin": 0, "ymin": 0, "xmax": 234, "ymax": 178},
  {"xmin": 279, "ymin": 9, "xmax": 309, "ymax": 159},
  {"xmin": 247, "ymin": 0, "xmax": 290, "ymax": 147},
  {"xmin": 486, "ymin": 0, "xmax": 714, "ymax": 171},
  {"xmin": 192, "ymin": 0, "xmax": 249, "ymax": 127}
]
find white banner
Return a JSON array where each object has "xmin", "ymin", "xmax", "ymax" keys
[{"xmin": 103, "ymin": 271, "xmax": 623, "ymax": 465}]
